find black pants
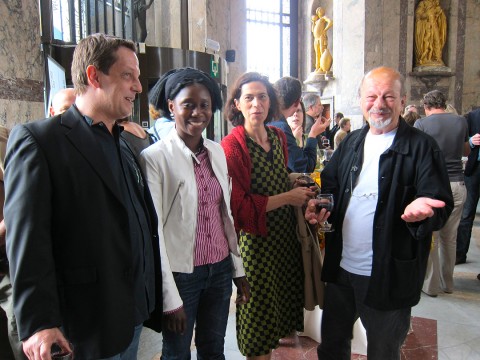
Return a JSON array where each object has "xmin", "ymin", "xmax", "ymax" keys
[{"xmin": 317, "ymin": 268, "xmax": 410, "ymax": 360}]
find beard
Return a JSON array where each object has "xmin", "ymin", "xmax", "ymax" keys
[{"xmin": 368, "ymin": 116, "xmax": 392, "ymax": 129}]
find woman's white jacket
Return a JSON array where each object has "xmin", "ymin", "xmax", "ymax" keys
[{"xmin": 140, "ymin": 131, "xmax": 245, "ymax": 313}]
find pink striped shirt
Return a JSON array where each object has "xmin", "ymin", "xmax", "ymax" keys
[{"xmin": 193, "ymin": 148, "xmax": 229, "ymax": 266}]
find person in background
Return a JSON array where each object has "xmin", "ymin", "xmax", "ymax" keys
[
  {"xmin": 306, "ymin": 66, "xmax": 453, "ymax": 360},
  {"xmin": 221, "ymin": 72, "xmax": 315, "ymax": 359},
  {"xmin": 304, "ymin": 93, "xmax": 323, "ymax": 133},
  {"xmin": 270, "ymin": 76, "xmax": 330, "ymax": 173},
  {"xmin": 456, "ymin": 107, "xmax": 480, "ymax": 264},
  {"xmin": 147, "ymin": 80, "xmax": 176, "ymax": 142},
  {"xmin": 49, "ymin": 88, "xmax": 76, "ymax": 116},
  {"xmin": 140, "ymin": 68, "xmax": 250, "ymax": 360},
  {"xmin": 117, "ymin": 117, "xmax": 154, "ymax": 158},
  {"xmin": 445, "ymin": 103, "xmax": 458, "ymax": 115},
  {"xmin": 404, "ymin": 111, "xmax": 421, "ymax": 126},
  {"xmin": 403, "ymin": 104, "xmax": 418, "ymax": 117},
  {"xmin": 415, "ymin": 90, "xmax": 469, "ymax": 297},
  {"xmin": 333, "ymin": 117, "xmax": 351, "ymax": 149},
  {"xmin": 326, "ymin": 112, "xmax": 343, "ymax": 149},
  {"xmin": 303, "ymin": 93, "xmax": 327, "ymax": 150},
  {"xmin": 286, "ymin": 101, "xmax": 307, "ymax": 148},
  {"xmin": 4, "ymin": 33, "xmax": 163, "ymax": 359}
]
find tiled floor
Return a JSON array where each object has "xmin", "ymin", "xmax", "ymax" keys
[{"xmin": 139, "ymin": 218, "xmax": 480, "ymax": 360}]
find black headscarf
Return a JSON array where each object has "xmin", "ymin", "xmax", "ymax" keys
[{"xmin": 148, "ymin": 67, "xmax": 222, "ymax": 118}]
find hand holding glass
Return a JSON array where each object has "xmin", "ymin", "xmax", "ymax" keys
[
  {"xmin": 296, "ymin": 173, "xmax": 320, "ymax": 194},
  {"xmin": 315, "ymin": 194, "xmax": 334, "ymax": 232}
]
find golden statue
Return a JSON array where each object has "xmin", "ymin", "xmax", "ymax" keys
[
  {"xmin": 414, "ymin": 0, "xmax": 447, "ymax": 67},
  {"xmin": 311, "ymin": 7, "xmax": 333, "ymax": 73}
]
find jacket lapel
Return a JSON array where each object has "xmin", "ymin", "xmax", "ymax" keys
[{"xmin": 60, "ymin": 107, "xmax": 125, "ymax": 206}]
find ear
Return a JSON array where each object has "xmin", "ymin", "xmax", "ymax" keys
[
  {"xmin": 234, "ymin": 99, "xmax": 241, "ymax": 111},
  {"xmin": 168, "ymin": 99, "xmax": 175, "ymax": 115},
  {"xmin": 86, "ymin": 65, "xmax": 101, "ymax": 89},
  {"xmin": 400, "ymin": 96, "xmax": 406, "ymax": 109}
]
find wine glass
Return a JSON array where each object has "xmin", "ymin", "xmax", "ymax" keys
[
  {"xmin": 315, "ymin": 193, "xmax": 334, "ymax": 232},
  {"xmin": 296, "ymin": 173, "xmax": 320, "ymax": 195}
]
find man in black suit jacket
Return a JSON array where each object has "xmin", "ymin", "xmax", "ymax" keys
[
  {"xmin": 456, "ymin": 108, "xmax": 480, "ymax": 264},
  {"xmin": 4, "ymin": 33, "xmax": 162, "ymax": 359}
]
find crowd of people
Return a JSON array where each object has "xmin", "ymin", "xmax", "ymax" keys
[{"xmin": 0, "ymin": 32, "xmax": 479, "ymax": 360}]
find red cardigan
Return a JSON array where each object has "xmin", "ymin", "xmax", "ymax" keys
[{"xmin": 221, "ymin": 125, "xmax": 289, "ymax": 237}]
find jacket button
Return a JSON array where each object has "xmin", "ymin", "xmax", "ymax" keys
[{"xmin": 345, "ymin": 189, "xmax": 350, "ymax": 193}]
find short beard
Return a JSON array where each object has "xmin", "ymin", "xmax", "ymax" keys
[{"xmin": 368, "ymin": 117, "xmax": 392, "ymax": 129}]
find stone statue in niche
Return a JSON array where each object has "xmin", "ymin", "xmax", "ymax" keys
[
  {"xmin": 133, "ymin": 0, "xmax": 154, "ymax": 42},
  {"xmin": 414, "ymin": 0, "xmax": 447, "ymax": 67},
  {"xmin": 311, "ymin": 7, "xmax": 333, "ymax": 73}
]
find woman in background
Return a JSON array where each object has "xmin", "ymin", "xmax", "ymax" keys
[
  {"xmin": 286, "ymin": 101, "xmax": 307, "ymax": 148},
  {"xmin": 141, "ymin": 68, "xmax": 250, "ymax": 360},
  {"xmin": 221, "ymin": 72, "xmax": 315, "ymax": 359}
]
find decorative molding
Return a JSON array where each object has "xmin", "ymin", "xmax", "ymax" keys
[
  {"xmin": 409, "ymin": 69, "xmax": 454, "ymax": 91},
  {"xmin": 0, "ymin": 77, "xmax": 44, "ymax": 102}
]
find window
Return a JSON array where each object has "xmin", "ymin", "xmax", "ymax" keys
[{"xmin": 246, "ymin": 0, "xmax": 297, "ymax": 82}]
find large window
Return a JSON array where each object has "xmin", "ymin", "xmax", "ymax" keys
[
  {"xmin": 246, "ymin": 0, "xmax": 297, "ymax": 82},
  {"xmin": 49, "ymin": 0, "xmax": 134, "ymax": 44}
]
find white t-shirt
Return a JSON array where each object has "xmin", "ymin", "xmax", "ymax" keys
[{"xmin": 341, "ymin": 129, "xmax": 397, "ymax": 276}]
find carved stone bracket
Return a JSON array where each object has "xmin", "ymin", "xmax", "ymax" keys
[
  {"xmin": 303, "ymin": 71, "xmax": 335, "ymax": 95},
  {"xmin": 409, "ymin": 67, "xmax": 454, "ymax": 91}
]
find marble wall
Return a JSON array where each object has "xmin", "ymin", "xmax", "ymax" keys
[
  {"xmin": 0, "ymin": 0, "xmax": 44, "ymax": 128},
  {"xmin": 298, "ymin": 0, "xmax": 480, "ymax": 124}
]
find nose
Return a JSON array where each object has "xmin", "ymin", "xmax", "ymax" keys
[
  {"xmin": 133, "ymin": 77, "xmax": 142, "ymax": 94},
  {"xmin": 251, "ymin": 96, "xmax": 259, "ymax": 107},
  {"xmin": 374, "ymin": 96, "xmax": 386, "ymax": 108}
]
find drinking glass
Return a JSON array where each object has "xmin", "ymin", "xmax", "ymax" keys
[
  {"xmin": 296, "ymin": 173, "xmax": 320, "ymax": 194},
  {"xmin": 315, "ymin": 193, "xmax": 334, "ymax": 232}
]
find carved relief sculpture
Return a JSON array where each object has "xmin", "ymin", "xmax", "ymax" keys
[
  {"xmin": 414, "ymin": 0, "xmax": 447, "ymax": 67},
  {"xmin": 311, "ymin": 7, "xmax": 333, "ymax": 73}
]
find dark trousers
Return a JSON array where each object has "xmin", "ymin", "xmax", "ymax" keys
[
  {"xmin": 161, "ymin": 256, "xmax": 233, "ymax": 360},
  {"xmin": 457, "ymin": 163, "xmax": 480, "ymax": 262},
  {"xmin": 317, "ymin": 268, "xmax": 410, "ymax": 360}
]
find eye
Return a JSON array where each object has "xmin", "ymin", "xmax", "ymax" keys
[
  {"xmin": 201, "ymin": 102, "xmax": 210, "ymax": 109},
  {"xmin": 260, "ymin": 94, "xmax": 268, "ymax": 100},
  {"xmin": 244, "ymin": 95, "xmax": 253, "ymax": 101},
  {"xmin": 122, "ymin": 72, "xmax": 132, "ymax": 79},
  {"xmin": 182, "ymin": 103, "xmax": 194, "ymax": 110}
]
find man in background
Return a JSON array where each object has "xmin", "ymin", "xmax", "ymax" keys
[
  {"xmin": 456, "ymin": 107, "xmax": 480, "ymax": 264},
  {"xmin": 415, "ymin": 90, "xmax": 469, "ymax": 296},
  {"xmin": 49, "ymin": 88, "xmax": 76, "ymax": 116},
  {"xmin": 270, "ymin": 76, "xmax": 330, "ymax": 173}
]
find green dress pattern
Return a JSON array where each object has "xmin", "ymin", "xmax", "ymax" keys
[{"xmin": 236, "ymin": 127, "xmax": 304, "ymax": 356}]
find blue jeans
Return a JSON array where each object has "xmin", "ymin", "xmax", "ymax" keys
[
  {"xmin": 99, "ymin": 324, "xmax": 143, "ymax": 360},
  {"xmin": 317, "ymin": 268, "xmax": 410, "ymax": 360},
  {"xmin": 456, "ymin": 164, "xmax": 480, "ymax": 262},
  {"xmin": 161, "ymin": 256, "xmax": 233, "ymax": 360}
]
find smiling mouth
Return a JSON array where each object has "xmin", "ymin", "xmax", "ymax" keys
[{"xmin": 125, "ymin": 97, "xmax": 135, "ymax": 103}]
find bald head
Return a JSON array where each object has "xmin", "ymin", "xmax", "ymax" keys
[
  {"xmin": 359, "ymin": 67, "xmax": 406, "ymax": 134},
  {"xmin": 360, "ymin": 67, "xmax": 406, "ymax": 97},
  {"xmin": 50, "ymin": 88, "xmax": 76, "ymax": 116}
]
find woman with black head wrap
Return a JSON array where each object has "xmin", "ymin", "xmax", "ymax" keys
[{"xmin": 140, "ymin": 68, "xmax": 250, "ymax": 359}]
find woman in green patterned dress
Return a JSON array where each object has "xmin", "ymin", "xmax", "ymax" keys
[{"xmin": 221, "ymin": 72, "xmax": 316, "ymax": 359}]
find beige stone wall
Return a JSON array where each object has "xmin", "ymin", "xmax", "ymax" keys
[
  {"xmin": 0, "ymin": 1, "xmax": 44, "ymax": 128},
  {"xmin": 463, "ymin": 0, "xmax": 480, "ymax": 111}
]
